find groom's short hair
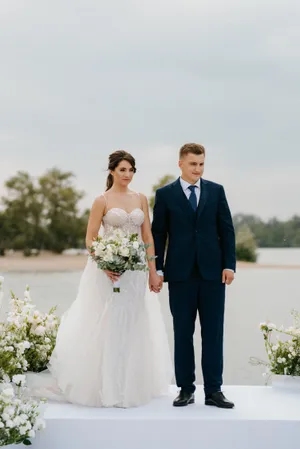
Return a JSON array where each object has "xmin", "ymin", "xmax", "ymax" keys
[{"xmin": 179, "ymin": 143, "xmax": 206, "ymax": 159}]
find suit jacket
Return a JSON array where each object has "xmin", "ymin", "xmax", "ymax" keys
[{"xmin": 151, "ymin": 177, "xmax": 236, "ymax": 282}]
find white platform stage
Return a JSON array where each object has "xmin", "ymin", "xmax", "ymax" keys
[{"xmin": 31, "ymin": 385, "xmax": 300, "ymax": 449}]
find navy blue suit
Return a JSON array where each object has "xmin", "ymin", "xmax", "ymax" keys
[{"xmin": 152, "ymin": 177, "xmax": 236, "ymax": 395}]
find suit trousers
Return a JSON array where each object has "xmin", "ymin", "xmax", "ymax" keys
[{"xmin": 168, "ymin": 266, "xmax": 225, "ymax": 396}]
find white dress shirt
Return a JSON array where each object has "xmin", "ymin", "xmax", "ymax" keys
[
  {"xmin": 156, "ymin": 178, "xmax": 234, "ymax": 276},
  {"xmin": 180, "ymin": 177, "xmax": 201, "ymax": 205}
]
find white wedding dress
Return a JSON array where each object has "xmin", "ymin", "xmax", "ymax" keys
[{"xmin": 28, "ymin": 207, "xmax": 173, "ymax": 408}]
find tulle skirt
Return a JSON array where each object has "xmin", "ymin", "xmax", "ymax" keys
[{"xmin": 28, "ymin": 259, "xmax": 173, "ymax": 408}]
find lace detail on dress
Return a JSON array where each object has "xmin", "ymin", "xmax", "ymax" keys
[{"xmin": 102, "ymin": 208, "xmax": 145, "ymax": 239}]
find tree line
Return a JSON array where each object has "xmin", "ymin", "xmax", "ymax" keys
[
  {"xmin": 0, "ymin": 169, "xmax": 89, "ymax": 255},
  {"xmin": 0, "ymin": 171, "xmax": 299, "ymax": 256}
]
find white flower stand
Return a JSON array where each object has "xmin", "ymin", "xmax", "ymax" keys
[{"xmin": 272, "ymin": 374, "xmax": 300, "ymax": 391}]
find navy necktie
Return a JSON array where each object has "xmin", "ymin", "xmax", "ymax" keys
[{"xmin": 188, "ymin": 185, "xmax": 197, "ymax": 211}]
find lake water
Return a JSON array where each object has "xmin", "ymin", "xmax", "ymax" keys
[
  {"xmin": 256, "ymin": 247, "xmax": 300, "ymax": 266},
  {"xmin": 1, "ymin": 248, "xmax": 300, "ymax": 387}
]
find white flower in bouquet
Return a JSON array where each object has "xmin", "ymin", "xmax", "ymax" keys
[
  {"xmin": 0, "ymin": 376, "xmax": 46, "ymax": 446},
  {"xmin": 132, "ymin": 241, "xmax": 139, "ymax": 250},
  {"xmin": 95, "ymin": 245, "xmax": 105, "ymax": 257},
  {"xmin": 103, "ymin": 253, "xmax": 113, "ymax": 263},
  {"xmin": 89, "ymin": 231, "xmax": 153, "ymax": 293},
  {"xmin": 119, "ymin": 247, "xmax": 130, "ymax": 258}
]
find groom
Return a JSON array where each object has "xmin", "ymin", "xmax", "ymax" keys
[{"xmin": 151, "ymin": 143, "xmax": 236, "ymax": 409}]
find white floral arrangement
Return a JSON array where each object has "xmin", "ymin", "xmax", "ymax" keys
[
  {"xmin": 89, "ymin": 230, "xmax": 152, "ymax": 292},
  {"xmin": 250, "ymin": 309, "xmax": 300, "ymax": 379},
  {"xmin": 0, "ymin": 279, "xmax": 60, "ymax": 379},
  {"xmin": 0, "ymin": 374, "xmax": 46, "ymax": 446}
]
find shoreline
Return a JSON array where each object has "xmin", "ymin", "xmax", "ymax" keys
[{"xmin": 0, "ymin": 252, "xmax": 299, "ymax": 272}]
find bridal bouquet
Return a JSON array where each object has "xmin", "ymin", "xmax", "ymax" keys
[
  {"xmin": 0, "ymin": 280, "xmax": 60, "ymax": 379},
  {"xmin": 250, "ymin": 309, "xmax": 300, "ymax": 379},
  {"xmin": 0, "ymin": 374, "xmax": 46, "ymax": 446},
  {"xmin": 89, "ymin": 230, "xmax": 150, "ymax": 292}
]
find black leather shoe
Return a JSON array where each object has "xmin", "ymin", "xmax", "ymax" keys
[
  {"xmin": 205, "ymin": 392, "xmax": 234, "ymax": 409},
  {"xmin": 173, "ymin": 390, "xmax": 195, "ymax": 407}
]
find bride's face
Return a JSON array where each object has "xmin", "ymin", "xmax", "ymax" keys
[{"xmin": 111, "ymin": 160, "xmax": 135, "ymax": 187}]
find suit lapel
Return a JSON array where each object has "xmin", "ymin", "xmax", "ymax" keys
[
  {"xmin": 172, "ymin": 178, "xmax": 195, "ymax": 221},
  {"xmin": 196, "ymin": 178, "xmax": 208, "ymax": 223}
]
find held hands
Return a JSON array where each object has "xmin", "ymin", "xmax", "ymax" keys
[
  {"xmin": 104, "ymin": 270, "xmax": 164, "ymax": 291},
  {"xmin": 149, "ymin": 272, "xmax": 163, "ymax": 293},
  {"xmin": 222, "ymin": 269, "xmax": 234, "ymax": 285},
  {"xmin": 104, "ymin": 270, "xmax": 233, "ymax": 287}
]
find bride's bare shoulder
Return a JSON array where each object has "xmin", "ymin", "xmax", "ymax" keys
[
  {"xmin": 137, "ymin": 193, "xmax": 149, "ymax": 210},
  {"xmin": 92, "ymin": 194, "xmax": 106, "ymax": 210},
  {"xmin": 138, "ymin": 192, "xmax": 148, "ymax": 202}
]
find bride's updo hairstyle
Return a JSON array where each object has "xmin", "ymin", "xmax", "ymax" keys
[{"xmin": 106, "ymin": 150, "xmax": 137, "ymax": 191}]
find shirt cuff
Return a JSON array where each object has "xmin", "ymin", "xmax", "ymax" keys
[{"xmin": 224, "ymin": 269, "xmax": 235, "ymax": 272}]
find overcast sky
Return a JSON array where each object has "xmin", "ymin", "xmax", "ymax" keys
[{"xmin": 1, "ymin": 0, "xmax": 299, "ymax": 219}]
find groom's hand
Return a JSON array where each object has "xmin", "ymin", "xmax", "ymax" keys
[{"xmin": 222, "ymin": 269, "xmax": 234, "ymax": 285}]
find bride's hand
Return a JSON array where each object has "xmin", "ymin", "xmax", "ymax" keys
[{"xmin": 103, "ymin": 270, "xmax": 120, "ymax": 282}]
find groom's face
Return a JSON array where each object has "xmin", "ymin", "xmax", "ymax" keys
[{"xmin": 179, "ymin": 153, "xmax": 205, "ymax": 184}]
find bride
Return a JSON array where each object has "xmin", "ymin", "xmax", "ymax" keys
[{"xmin": 32, "ymin": 150, "xmax": 172, "ymax": 408}]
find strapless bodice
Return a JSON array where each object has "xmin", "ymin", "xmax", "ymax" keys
[{"xmin": 102, "ymin": 208, "xmax": 145, "ymax": 238}]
